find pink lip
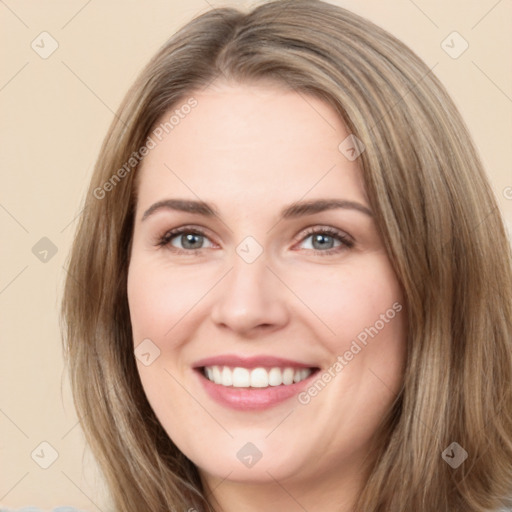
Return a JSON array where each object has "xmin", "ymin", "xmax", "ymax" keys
[
  {"xmin": 192, "ymin": 354, "xmax": 319, "ymax": 411},
  {"xmin": 193, "ymin": 354, "xmax": 315, "ymax": 370}
]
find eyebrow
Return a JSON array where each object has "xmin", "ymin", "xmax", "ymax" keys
[{"xmin": 141, "ymin": 198, "xmax": 373, "ymax": 222}]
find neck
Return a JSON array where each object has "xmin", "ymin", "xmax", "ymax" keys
[{"xmin": 200, "ymin": 463, "xmax": 364, "ymax": 512}]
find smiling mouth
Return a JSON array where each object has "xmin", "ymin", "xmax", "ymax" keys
[{"xmin": 200, "ymin": 365, "xmax": 320, "ymax": 388}]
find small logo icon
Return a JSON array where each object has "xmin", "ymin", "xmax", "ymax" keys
[
  {"xmin": 441, "ymin": 441, "xmax": 468, "ymax": 468},
  {"xmin": 31, "ymin": 31, "xmax": 59, "ymax": 59},
  {"xmin": 31, "ymin": 441, "xmax": 59, "ymax": 469},
  {"xmin": 338, "ymin": 134, "xmax": 365, "ymax": 161},
  {"xmin": 134, "ymin": 338, "xmax": 161, "ymax": 366},
  {"xmin": 236, "ymin": 442, "xmax": 263, "ymax": 468},
  {"xmin": 32, "ymin": 237, "xmax": 58, "ymax": 263},
  {"xmin": 236, "ymin": 236, "xmax": 263, "ymax": 264},
  {"xmin": 441, "ymin": 32, "xmax": 469, "ymax": 59}
]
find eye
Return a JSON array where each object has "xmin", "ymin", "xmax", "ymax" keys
[
  {"xmin": 296, "ymin": 227, "xmax": 354, "ymax": 256},
  {"xmin": 158, "ymin": 226, "xmax": 215, "ymax": 254},
  {"xmin": 157, "ymin": 225, "xmax": 354, "ymax": 256}
]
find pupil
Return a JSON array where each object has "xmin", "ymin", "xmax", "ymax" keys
[
  {"xmin": 183, "ymin": 233, "xmax": 202, "ymax": 249},
  {"xmin": 313, "ymin": 234, "xmax": 333, "ymax": 250}
]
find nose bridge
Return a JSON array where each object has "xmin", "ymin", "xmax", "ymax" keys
[{"xmin": 210, "ymin": 248, "xmax": 289, "ymax": 335}]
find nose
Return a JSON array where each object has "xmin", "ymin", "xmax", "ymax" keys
[{"xmin": 210, "ymin": 254, "xmax": 290, "ymax": 338}]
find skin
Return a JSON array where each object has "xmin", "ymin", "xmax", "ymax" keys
[{"xmin": 127, "ymin": 80, "xmax": 407, "ymax": 512}]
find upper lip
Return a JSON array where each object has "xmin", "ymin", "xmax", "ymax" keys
[{"xmin": 193, "ymin": 354, "xmax": 318, "ymax": 370}]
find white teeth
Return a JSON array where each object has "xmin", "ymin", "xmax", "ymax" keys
[
  {"xmin": 268, "ymin": 368, "xmax": 283, "ymax": 386},
  {"xmin": 203, "ymin": 366, "xmax": 313, "ymax": 388},
  {"xmin": 221, "ymin": 366, "xmax": 233, "ymax": 386},
  {"xmin": 212, "ymin": 366, "xmax": 222, "ymax": 384},
  {"xmin": 282, "ymin": 368, "xmax": 294, "ymax": 385},
  {"xmin": 250, "ymin": 367, "xmax": 268, "ymax": 388},
  {"xmin": 296, "ymin": 368, "xmax": 310, "ymax": 382},
  {"xmin": 232, "ymin": 367, "xmax": 250, "ymax": 387}
]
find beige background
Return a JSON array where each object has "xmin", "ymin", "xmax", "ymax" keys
[{"xmin": 1, "ymin": 0, "xmax": 511, "ymax": 510}]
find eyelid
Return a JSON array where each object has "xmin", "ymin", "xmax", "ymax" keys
[
  {"xmin": 292, "ymin": 225, "xmax": 354, "ymax": 255},
  {"xmin": 293, "ymin": 225, "xmax": 354, "ymax": 245},
  {"xmin": 157, "ymin": 225, "xmax": 215, "ymax": 250}
]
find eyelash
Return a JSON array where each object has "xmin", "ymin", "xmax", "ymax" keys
[{"xmin": 157, "ymin": 225, "xmax": 354, "ymax": 256}]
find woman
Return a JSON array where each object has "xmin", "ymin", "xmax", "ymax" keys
[{"xmin": 56, "ymin": 0, "xmax": 512, "ymax": 511}]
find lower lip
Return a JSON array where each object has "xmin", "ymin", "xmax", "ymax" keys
[{"xmin": 195, "ymin": 369, "xmax": 318, "ymax": 411}]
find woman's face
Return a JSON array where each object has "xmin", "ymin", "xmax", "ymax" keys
[{"xmin": 127, "ymin": 81, "xmax": 407, "ymax": 487}]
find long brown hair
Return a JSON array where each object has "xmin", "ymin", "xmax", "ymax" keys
[{"xmin": 61, "ymin": 1, "xmax": 512, "ymax": 510}]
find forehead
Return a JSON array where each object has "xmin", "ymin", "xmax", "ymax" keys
[{"xmin": 136, "ymin": 81, "xmax": 367, "ymax": 210}]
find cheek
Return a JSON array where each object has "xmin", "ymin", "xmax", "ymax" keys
[
  {"xmin": 291, "ymin": 258, "xmax": 406, "ymax": 449},
  {"xmin": 127, "ymin": 260, "xmax": 204, "ymax": 443},
  {"xmin": 289, "ymin": 254, "xmax": 407, "ymax": 407},
  {"xmin": 127, "ymin": 258, "xmax": 215, "ymax": 342},
  {"xmin": 289, "ymin": 254, "xmax": 405, "ymax": 347}
]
